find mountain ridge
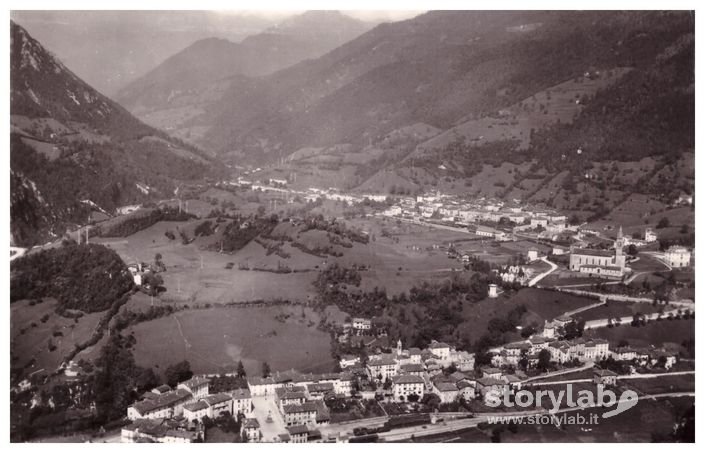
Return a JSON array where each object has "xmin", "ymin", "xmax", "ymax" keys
[{"xmin": 10, "ymin": 21, "xmax": 221, "ymax": 246}]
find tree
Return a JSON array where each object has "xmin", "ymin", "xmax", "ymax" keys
[
  {"xmin": 154, "ymin": 253, "xmax": 166, "ymax": 272},
  {"xmin": 261, "ymin": 362, "xmax": 271, "ymax": 378},
  {"xmin": 135, "ymin": 368, "xmax": 160, "ymax": 392},
  {"xmin": 627, "ymin": 244, "xmax": 638, "ymax": 256},
  {"xmin": 165, "ymin": 360, "xmax": 193, "ymax": 387},
  {"xmin": 657, "ymin": 217, "xmax": 670, "ymax": 229},
  {"xmin": 236, "ymin": 361, "xmax": 246, "ymax": 378},
  {"xmin": 537, "ymin": 349, "xmax": 551, "ymax": 372},
  {"xmin": 142, "ymin": 272, "xmax": 164, "ymax": 296}
]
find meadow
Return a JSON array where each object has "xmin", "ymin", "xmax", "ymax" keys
[
  {"xmin": 11, "ymin": 298, "xmax": 105, "ymax": 381},
  {"xmin": 129, "ymin": 304, "xmax": 335, "ymax": 377},
  {"xmin": 583, "ymin": 318, "xmax": 694, "ymax": 349}
]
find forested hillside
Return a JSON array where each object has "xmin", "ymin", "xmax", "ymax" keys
[{"xmin": 10, "ymin": 21, "xmax": 222, "ymax": 246}]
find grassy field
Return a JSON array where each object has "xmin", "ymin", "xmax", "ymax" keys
[
  {"xmin": 129, "ymin": 305, "xmax": 335, "ymax": 377},
  {"xmin": 584, "ymin": 318, "xmax": 694, "ymax": 349},
  {"xmin": 11, "ymin": 299, "xmax": 105, "ymax": 381},
  {"xmin": 622, "ymin": 374, "xmax": 695, "ymax": 395},
  {"xmin": 454, "ymin": 288, "xmax": 598, "ymax": 347},
  {"xmin": 576, "ymin": 301, "xmax": 665, "ymax": 321}
]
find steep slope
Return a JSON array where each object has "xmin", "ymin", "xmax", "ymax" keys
[
  {"xmin": 196, "ymin": 10, "xmax": 692, "ymax": 224},
  {"xmin": 10, "ymin": 21, "xmax": 220, "ymax": 246},
  {"xmin": 115, "ymin": 11, "xmax": 373, "ymax": 123},
  {"xmin": 11, "ymin": 10, "xmax": 278, "ymax": 95}
]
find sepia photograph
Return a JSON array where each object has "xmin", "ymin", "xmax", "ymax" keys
[{"xmin": 6, "ymin": 0, "xmax": 698, "ymax": 445}]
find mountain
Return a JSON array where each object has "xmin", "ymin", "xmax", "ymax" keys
[
  {"xmin": 10, "ymin": 21, "xmax": 220, "ymax": 247},
  {"xmin": 10, "ymin": 11, "xmax": 279, "ymax": 95},
  {"xmin": 114, "ymin": 11, "xmax": 374, "ymax": 135},
  {"xmin": 194, "ymin": 11, "xmax": 691, "ymax": 157},
  {"xmin": 180, "ymin": 10, "xmax": 692, "ymax": 219}
]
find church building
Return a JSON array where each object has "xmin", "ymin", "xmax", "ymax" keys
[{"xmin": 569, "ymin": 227, "xmax": 628, "ymax": 278}]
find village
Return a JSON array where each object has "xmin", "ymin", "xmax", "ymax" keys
[{"xmin": 119, "ymin": 300, "xmax": 693, "ymax": 443}]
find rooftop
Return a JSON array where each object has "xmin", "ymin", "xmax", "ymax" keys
[
  {"xmin": 477, "ymin": 377, "xmax": 506, "ymax": 387},
  {"xmin": 231, "ymin": 388, "xmax": 252, "ymax": 400},
  {"xmin": 179, "ymin": 376, "xmax": 210, "ymax": 389},
  {"xmin": 393, "ymin": 374, "xmax": 425, "ymax": 385},
  {"xmin": 287, "ymin": 425, "xmax": 309, "ymax": 435},
  {"xmin": 282, "ymin": 402, "xmax": 319, "ymax": 414},
  {"xmin": 572, "ymin": 248, "xmax": 614, "ymax": 258},
  {"xmin": 435, "ymin": 382, "xmax": 459, "ymax": 392},
  {"xmin": 183, "ymin": 401, "xmax": 208, "ymax": 412},
  {"xmin": 131, "ymin": 389, "xmax": 192, "ymax": 416},
  {"xmin": 204, "ymin": 393, "xmax": 232, "ymax": 406}
]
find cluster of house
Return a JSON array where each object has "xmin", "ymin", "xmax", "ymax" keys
[
  {"xmin": 126, "ymin": 262, "xmax": 163, "ymax": 287},
  {"xmin": 339, "ymin": 339, "xmax": 522, "ymax": 404},
  {"xmin": 379, "ymin": 191, "xmax": 571, "ymax": 236},
  {"xmin": 488, "ymin": 315, "xmax": 679, "ymax": 371},
  {"xmin": 123, "ymin": 377, "xmax": 252, "ymax": 443},
  {"xmin": 244, "ymin": 370, "xmax": 356, "ymax": 443}
]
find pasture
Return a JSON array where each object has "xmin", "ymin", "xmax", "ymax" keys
[
  {"xmin": 11, "ymin": 298, "xmax": 104, "ymax": 381},
  {"xmin": 129, "ymin": 305, "xmax": 335, "ymax": 377},
  {"xmin": 622, "ymin": 374, "xmax": 695, "ymax": 395},
  {"xmin": 454, "ymin": 288, "xmax": 598, "ymax": 347},
  {"xmin": 583, "ymin": 318, "xmax": 694, "ymax": 349},
  {"xmin": 575, "ymin": 301, "xmax": 666, "ymax": 321}
]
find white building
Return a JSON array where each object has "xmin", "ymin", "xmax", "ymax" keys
[
  {"xmin": 392, "ymin": 375, "xmax": 425, "ymax": 401},
  {"xmin": 644, "ymin": 229, "xmax": 658, "ymax": 243},
  {"xmin": 231, "ymin": 388, "xmax": 252, "ymax": 416},
  {"xmin": 664, "ymin": 246, "xmax": 691, "ymax": 268},
  {"xmin": 178, "ymin": 377, "xmax": 210, "ymax": 399}
]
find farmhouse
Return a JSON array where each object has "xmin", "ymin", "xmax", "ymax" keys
[
  {"xmin": 593, "ymin": 369, "xmax": 618, "ymax": 386},
  {"xmin": 644, "ymin": 229, "xmax": 658, "ymax": 243},
  {"xmin": 352, "ymin": 318, "xmax": 372, "ymax": 331}
]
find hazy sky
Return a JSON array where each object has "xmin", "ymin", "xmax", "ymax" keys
[{"xmin": 214, "ymin": 10, "xmax": 424, "ymax": 22}]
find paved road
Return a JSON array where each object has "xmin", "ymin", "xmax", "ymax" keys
[
  {"xmin": 555, "ymin": 287, "xmax": 694, "ymax": 307},
  {"xmin": 528, "ymin": 257, "xmax": 558, "ymax": 287},
  {"xmin": 523, "ymin": 362, "xmax": 595, "ymax": 383},
  {"xmin": 618, "ymin": 370, "xmax": 695, "ymax": 380},
  {"xmin": 379, "ymin": 214, "xmax": 475, "ymax": 235}
]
